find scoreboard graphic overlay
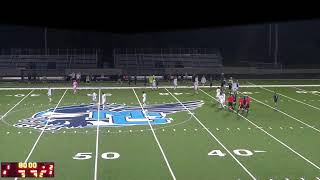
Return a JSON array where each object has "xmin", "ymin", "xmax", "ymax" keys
[{"xmin": 1, "ymin": 162, "xmax": 54, "ymax": 178}]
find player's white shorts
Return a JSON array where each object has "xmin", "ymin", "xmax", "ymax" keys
[
  {"xmin": 219, "ymin": 99, "xmax": 225, "ymax": 105},
  {"xmin": 143, "ymin": 98, "xmax": 146, "ymax": 103},
  {"xmin": 232, "ymin": 87, "xmax": 238, "ymax": 92}
]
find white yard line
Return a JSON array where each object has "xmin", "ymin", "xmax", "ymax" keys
[
  {"xmin": 15, "ymin": 89, "xmax": 68, "ymax": 180},
  {"xmin": 94, "ymin": 89, "xmax": 101, "ymax": 180},
  {"xmin": 293, "ymin": 87, "xmax": 320, "ymax": 98},
  {"xmin": 132, "ymin": 88, "xmax": 176, "ymax": 180},
  {"xmin": 239, "ymin": 92, "xmax": 320, "ymax": 133},
  {"xmin": 200, "ymin": 88, "xmax": 320, "ymax": 171},
  {"xmin": 1, "ymin": 84, "xmax": 320, "ymax": 90},
  {"xmin": 0, "ymin": 90, "xmax": 34, "ymax": 122},
  {"xmin": 165, "ymin": 88, "xmax": 256, "ymax": 180},
  {"xmin": 248, "ymin": 82, "xmax": 320, "ymax": 111}
]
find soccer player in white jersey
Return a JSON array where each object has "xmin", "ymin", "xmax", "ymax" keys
[
  {"xmin": 47, "ymin": 87, "xmax": 52, "ymax": 102},
  {"xmin": 72, "ymin": 80, "xmax": 78, "ymax": 94},
  {"xmin": 76, "ymin": 72, "xmax": 81, "ymax": 82},
  {"xmin": 92, "ymin": 92, "xmax": 97, "ymax": 104},
  {"xmin": 194, "ymin": 76, "xmax": 199, "ymax": 94},
  {"xmin": 218, "ymin": 91, "xmax": 226, "ymax": 109},
  {"xmin": 152, "ymin": 79, "xmax": 157, "ymax": 90},
  {"xmin": 142, "ymin": 91, "xmax": 147, "ymax": 107},
  {"xmin": 201, "ymin": 75, "xmax": 206, "ymax": 86},
  {"xmin": 232, "ymin": 80, "xmax": 238, "ymax": 93},
  {"xmin": 101, "ymin": 93, "xmax": 107, "ymax": 110},
  {"xmin": 216, "ymin": 87, "xmax": 221, "ymax": 102},
  {"xmin": 173, "ymin": 76, "xmax": 178, "ymax": 90}
]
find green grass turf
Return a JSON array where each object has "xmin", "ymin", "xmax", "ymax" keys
[{"xmin": 0, "ymin": 81, "xmax": 320, "ymax": 179}]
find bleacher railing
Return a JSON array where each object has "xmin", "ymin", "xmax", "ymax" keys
[
  {"xmin": 113, "ymin": 48, "xmax": 220, "ymax": 55},
  {"xmin": 0, "ymin": 48, "xmax": 100, "ymax": 55}
]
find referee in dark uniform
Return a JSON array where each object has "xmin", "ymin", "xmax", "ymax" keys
[{"xmin": 273, "ymin": 92, "xmax": 279, "ymax": 110}]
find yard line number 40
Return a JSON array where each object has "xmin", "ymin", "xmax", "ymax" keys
[{"xmin": 208, "ymin": 149, "xmax": 265, "ymax": 157}]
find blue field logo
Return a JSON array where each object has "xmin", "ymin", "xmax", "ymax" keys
[{"xmin": 14, "ymin": 101, "xmax": 204, "ymax": 131}]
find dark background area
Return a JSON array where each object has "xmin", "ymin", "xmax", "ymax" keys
[{"xmin": 1, "ymin": 13, "xmax": 320, "ymax": 68}]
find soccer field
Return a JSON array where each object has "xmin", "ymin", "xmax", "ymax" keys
[{"xmin": 1, "ymin": 80, "xmax": 320, "ymax": 179}]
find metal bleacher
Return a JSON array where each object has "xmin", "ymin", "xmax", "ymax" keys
[
  {"xmin": 0, "ymin": 49, "xmax": 98, "ymax": 77},
  {"xmin": 113, "ymin": 48, "xmax": 223, "ymax": 74},
  {"xmin": 0, "ymin": 49, "xmax": 98, "ymax": 70}
]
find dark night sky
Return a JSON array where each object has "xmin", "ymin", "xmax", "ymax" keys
[{"xmin": 1, "ymin": 19, "xmax": 320, "ymax": 67}]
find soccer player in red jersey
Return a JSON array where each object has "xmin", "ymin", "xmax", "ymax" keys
[
  {"xmin": 244, "ymin": 96, "xmax": 250, "ymax": 114},
  {"xmin": 237, "ymin": 96, "xmax": 244, "ymax": 113},
  {"xmin": 227, "ymin": 93, "xmax": 234, "ymax": 111}
]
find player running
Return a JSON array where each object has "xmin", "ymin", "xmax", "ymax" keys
[
  {"xmin": 237, "ymin": 96, "xmax": 244, "ymax": 114},
  {"xmin": 152, "ymin": 78, "xmax": 157, "ymax": 90},
  {"xmin": 102, "ymin": 93, "xmax": 107, "ymax": 110},
  {"xmin": 232, "ymin": 91, "xmax": 237, "ymax": 110},
  {"xmin": 142, "ymin": 91, "xmax": 147, "ymax": 107},
  {"xmin": 47, "ymin": 87, "xmax": 52, "ymax": 103},
  {"xmin": 92, "ymin": 92, "xmax": 97, "ymax": 104},
  {"xmin": 232, "ymin": 79, "xmax": 238, "ymax": 93},
  {"xmin": 201, "ymin": 75, "xmax": 206, "ymax": 86},
  {"xmin": 72, "ymin": 80, "xmax": 78, "ymax": 94},
  {"xmin": 209, "ymin": 75, "xmax": 213, "ymax": 88},
  {"xmin": 218, "ymin": 91, "xmax": 226, "ymax": 109},
  {"xmin": 238, "ymin": 95, "xmax": 250, "ymax": 115},
  {"xmin": 173, "ymin": 76, "xmax": 178, "ymax": 90},
  {"xmin": 244, "ymin": 95, "xmax": 250, "ymax": 115},
  {"xmin": 273, "ymin": 92, "xmax": 279, "ymax": 110},
  {"xmin": 228, "ymin": 77, "xmax": 233, "ymax": 91},
  {"xmin": 221, "ymin": 78, "xmax": 226, "ymax": 90},
  {"xmin": 216, "ymin": 87, "xmax": 221, "ymax": 103},
  {"xmin": 194, "ymin": 76, "xmax": 199, "ymax": 94},
  {"xmin": 227, "ymin": 93, "xmax": 234, "ymax": 111}
]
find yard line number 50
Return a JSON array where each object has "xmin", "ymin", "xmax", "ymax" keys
[{"xmin": 73, "ymin": 152, "xmax": 120, "ymax": 160}]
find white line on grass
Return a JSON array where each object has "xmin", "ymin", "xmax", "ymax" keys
[
  {"xmin": 0, "ymin": 90, "xmax": 34, "ymax": 122},
  {"xmin": 200, "ymin": 88, "xmax": 320, "ymax": 171},
  {"xmin": 166, "ymin": 88, "xmax": 256, "ymax": 180},
  {"xmin": 132, "ymin": 88, "xmax": 176, "ymax": 180},
  {"xmin": 248, "ymin": 82, "xmax": 320, "ymax": 111},
  {"xmin": 294, "ymin": 87, "xmax": 320, "ymax": 98},
  {"xmin": 94, "ymin": 89, "xmax": 101, "ymax": 180},
  {"xmin": 15, "ymin": 89, "xmax": 67, "ymax": 180},
  {"xmin": 1, "ymin": 84, "xmax": 320, "ymax": 90},
  {"xmin": 238, "ymin": 92, "xmax": 320, "ymax": 133}
]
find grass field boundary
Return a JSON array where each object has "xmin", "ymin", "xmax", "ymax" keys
[
  {"xmin": 239, "ymin": 91, "xmax": 320, "ymax": 133},
  {"xmin": 200, "ymin": 88, "xmax": 320, "ymax": 171},
  {"xmin": 0, "ymin": 90, "xmax": 34, "ymax": 122},
  {"xmin": 1, "ymin": 84, "xmax": 320, "ymax": 90},
  {"xmin": 132, "ymin": 88, "xmax": 176, "ymax": 180},
  {"xmin": 15, "ymin": 89, "xmax": 68, "ymax": 180},
  {"xmin": 248, "ymin": 82, "xmax": 320, "ymax": 111},
  {"xmin": 165, "ymin": 88, "xmax": 256, "ymax": 180},
  {"xmin": 94, "ymin": 89, "xmax": 101, "ymax": 180}
]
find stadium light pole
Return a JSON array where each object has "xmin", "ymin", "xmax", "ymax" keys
[
  {"xmin": 274, "ymin": 24, "xmax": 278, "ymax": 68},
  {"xmin": 268, "ymin": 24, "xmax": 272, "ymax": 56},
  {"xmin": 44, "ymin": 27, "xmax": 47, "ymax": 55}
]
